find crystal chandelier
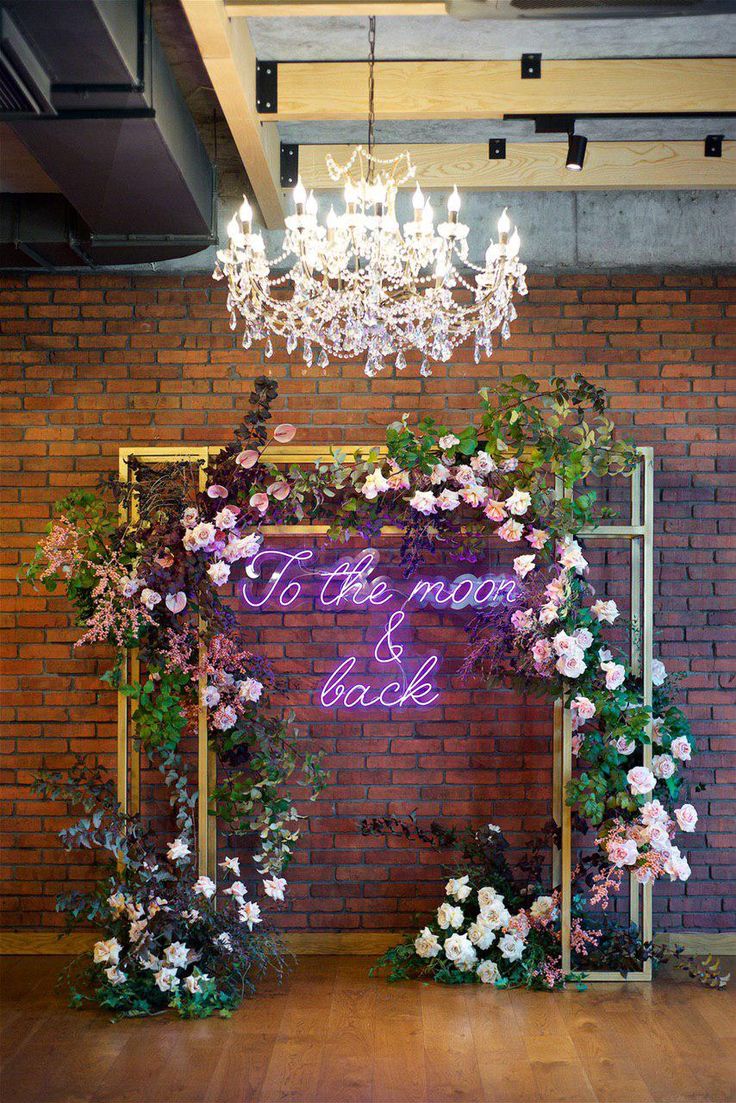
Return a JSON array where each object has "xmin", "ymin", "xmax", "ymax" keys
[{"xmin": 214, "ymin": 21, "xmax": 526, "ymax": 379}]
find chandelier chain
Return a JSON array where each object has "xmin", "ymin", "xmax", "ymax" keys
[{"xmin": 367, "ymin": 16, "xmax": 377, "ymax": 169}]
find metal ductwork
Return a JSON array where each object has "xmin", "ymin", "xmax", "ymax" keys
[{"xmin": 0, "ymin": 0, "xmax": 216, "ymax": 267}]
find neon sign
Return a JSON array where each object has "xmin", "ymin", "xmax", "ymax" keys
[{"xmin": 242, "ymin": 548, "xmax": 519, "ymax": 711}]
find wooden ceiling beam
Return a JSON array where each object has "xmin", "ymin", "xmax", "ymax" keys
[
  {"xmin": 180, "ymin": 0, "xmax": 285, "ymax": 229},
  {"xmin": 297, "ymin": 141, "xmax": 736, "ymax": 190},
  {"xmin": 265, "ymin": 58, "xmax": 736, "ymax": 120}
]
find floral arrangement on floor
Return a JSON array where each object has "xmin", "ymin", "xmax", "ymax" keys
[
  {"xmin": 26, "ymin": 372, "xmax": 698, "ymax": 1009},
  {"xmin": 364, "ymin": 816, "xmax": 724, "ymax": 990}
]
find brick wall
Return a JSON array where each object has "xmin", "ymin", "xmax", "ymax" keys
[{"xmin": 1, "ymin": 270, "xmax": 734, "ymax": 934}]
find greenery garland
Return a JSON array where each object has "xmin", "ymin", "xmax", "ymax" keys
[{"xmin": 27, "ymin": 373, "xmax": 698, "ymax": 1013}]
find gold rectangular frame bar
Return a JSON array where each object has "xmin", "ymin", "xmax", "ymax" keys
[{"xmin": 119, "ymin": 444, "xmax": 654, "ymax": 975}]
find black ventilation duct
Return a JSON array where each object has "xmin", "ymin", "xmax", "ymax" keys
[{"xmin": 0, "ymin": 0, "xmax": 216, "ymax": 267}]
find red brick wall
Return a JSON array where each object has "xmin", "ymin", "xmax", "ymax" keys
[{"xmin": 1, "ymin": 270, "xmax": 734, "ymax": 935}]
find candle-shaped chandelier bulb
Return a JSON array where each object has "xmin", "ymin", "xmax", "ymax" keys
[
  {"xmin": 293, "ymin": 177, "xmax": 307, "ymax": 213},
  {"xmin": 447, "ymin": 185, "xmax": 461, "ymax": 223},
  {"xmin": 497, "ymin": 207, "xmax": 511, "ymax": 241},
  {"xmin": 306, "ymin": 190, "xmax": 318, "ymax": 217},
  {"xmin": 239, "ymin": 196, "xmax": 253, "ymax": 229},
  {"xmin": 412, "ymin": 182, "xmax": 424, "ymax": 214}
]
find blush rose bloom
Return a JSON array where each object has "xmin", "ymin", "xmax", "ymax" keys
[
  {"xmin": 652, "ymin": 753, "xmax": 676, "ymax": 780},
  {"xmin": 670, "ymin": 736, "xmax": 692, "ymax": 762},
  {"xmin": 607, "ymin": 838, "xmax": 639, "ymax": 867},
  {"xmin": 601, "ymin": 660, "xmax": 626, "ymax": 690},
  {"xmin": 571, "ymin": 695, "xmax": 596, "ymax": 721},
  {"xmin": 640, "ymin": 799, "xmax": 669, "ymax": 826},
  {"xmin": 484, "ymin": 499, "xmax": 507, "ymax": 522},
  {"xmin": 409, "ymin": 490, "xmax": 437, "ymax": 515},
  {"xmin": 496, "ymin": 518, "xmax": 523, "ymax": 543},
  {"xmin": 513, "ymin": 554, "xmax": 536, "ymax": 579},
  {"xmin": 436, "ymin": 489, "xmax": 460, "ymax": 511},
  {"xmin": 627, "ymin": 766, "xmax": 656, "ymax": 796},
  {"xmin": 556, "ymin": 648, "xmax": 587, "ymax": 679},
  {"xmin": 675, "ymin": 804, "xmax": 698, "ymax": 832}
]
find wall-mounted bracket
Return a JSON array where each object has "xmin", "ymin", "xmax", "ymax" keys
[
  {"xmin": 705, "ymin": 133, "xmax": 724, "ymax": 157},
  {"xmin": 255, "ymin": 60, "xmax": 278, "ymax": 113},
  {"xmin": 521, "ymin": 53, "xmax": 541, "ymax": 79},
  {"xmin": 280, "ymin": 142, "xmax": 298, "ymax": 187},
  {"xmin": 488, "ymin": 138, "xmax": 506, "ymax": 160}
]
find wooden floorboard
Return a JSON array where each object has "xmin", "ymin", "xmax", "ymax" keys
[{"xmin": 1, "ymin": 955, "xmax": 734, "ymax": 1103}]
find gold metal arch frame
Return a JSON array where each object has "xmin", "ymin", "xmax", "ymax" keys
[{"xmin": 117, "ymin": 444, "xmax": 654, "ymax": 983}]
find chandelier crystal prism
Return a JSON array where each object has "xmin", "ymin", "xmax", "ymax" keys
[{"xmin": 214, "ymin": 22, "xmax": 526, "ymax": 379}]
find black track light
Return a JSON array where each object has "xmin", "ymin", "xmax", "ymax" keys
[{"xmin": 566, "ymin": 133, "xmax": 588, "ymax": 172}]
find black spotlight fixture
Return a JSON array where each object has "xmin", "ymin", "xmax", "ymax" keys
[{"xmin": 566, "ymin": 133, "xmax": 588, "ymax": 172}]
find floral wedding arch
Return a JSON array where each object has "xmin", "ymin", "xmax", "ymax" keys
[{"xmin": 27, "ymin": 373, "xmax": 699, "ymax": 1017}]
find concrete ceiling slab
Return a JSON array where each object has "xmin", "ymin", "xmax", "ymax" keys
[
  {"xmin": 278, "ymin": 117, "xmax": 736, "ymax": 144},
  {"xmin": 247, "ymin": 13, "xmax": 736, "ymax": 60}
]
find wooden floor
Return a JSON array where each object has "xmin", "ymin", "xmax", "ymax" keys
[{"xmin": 1, "ymin": 955, "xmax": 734, "ymax": 1103}]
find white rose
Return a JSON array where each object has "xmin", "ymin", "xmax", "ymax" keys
[
  {"xmin": 445, "ymin": 875, "xmax": 472, "ymax": 902},
  {"xmin": 154, "ymin": 967, "xmax": 180, "ymax": 992},
  {"xmin": 436, "ymin": 902, "xmax": 464, "ymax": 930},
  {"xmin": 505, "ymin": 488, "xmax": 532, "ymax": 516},
  {"xmin": 166, "ymin": 837, "xmax": 191, "ymax": 862},
  {"xmin": 438, "ymin": 434, "xmax": 459, "ymax": 450},
  {"xmin": 477, "ymin": 886, "xmax": 500, "ymax": 910},
  {"xmin": 652, "ymin": 659, "xmax": 667, "ymax": 686},
  {"xmin": 193, "ymin": 875, "xmax": 216, "ymax": 899},
  {"xmin": 163, "ymin": 942, "xmax": 190, "ymax": 969},
  {"xmin": 480, "ymin": 898, "xmax": 511, "ymax": 930},
  {"xmin": 627, "ymin": 766, "xmax": 656, "ymax": 796},
  {"xmin": 93, "ymin": 937, "xmax": 121, "ymax": 966},
  {"xmin": 105, "ymin": 966, "xmax": 127, "ymax": 986},
  {"xmin": 207, "ymin": 561, "xmax": 231, "ymax": 587},
  {"xmin": 467, "ymin": 918, "xmax": 496, "ymax": 951},
  {"xmin": 476, "ymin": 960, "xmax": 500, "ymax": 985},
  {"xmin": 498, "ymin": 933, "xmax": 525, "ymax": 962},
  {"xmin": 444, "ymin": 933, "xmax": 477, "ymax": 967},
  {"xmin": 414, "ymin": 927, "xmax": 441, "ymax": 959}
]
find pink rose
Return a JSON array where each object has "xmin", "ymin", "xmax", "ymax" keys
[
  {"xmin": 646, "ymin": 822, "xmax": 672, "ymax": 853},
  {"xmin": 532, "ymin": 638, "xmax": 553, "ymax": 668},
  {"xmin": 496, "ymin": 519, "xmax": 523, "ymax": 543},
  {"xmin": 652, "ymin": 753, "xmax": 676, "ymax": 779},
  {"xmin": 627, "ymin": 766, "xmax": 656, "ymax": 796},
  {"xmin": 556, "ymin": 648, "xmax": 586, "ymax": 679},
  {"xmin": 640, "ymin": 799, "xmax": 669, "ymax": 826},
  {"xmin": 674, "ymin": 804, "xmax": 698, "ymax": 832},
  {"xmin": 612, "ymin": 736, "xmax": 636, "ymax": 756},
  {"xmin": 607, "ymin": 838, "xmax": 638, "ymax": 868},
  {"xmin": 601, "ymin": 660, "xmax": 625, "ymax": 691},
  {"xmin": 664, "ymin": 847, "xmax": 691, "ymax": 882},
  {"xmin": 670, "ymin": 736, "xmax": 692, "ymax": 762},
  {"xmin": 525, "ymin": 528, "xmax": 549, "ymax": 551},
  {"xmin": 571, "ymin": 695, "xmax": 596, "ymax": 721},
  {"xmin": 513, "ymin": 554, "xmax": 536, "ymax": 579},
  {"xmin": 483, "ymin": 499, "xmax": 507, "ymax": 523}
]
